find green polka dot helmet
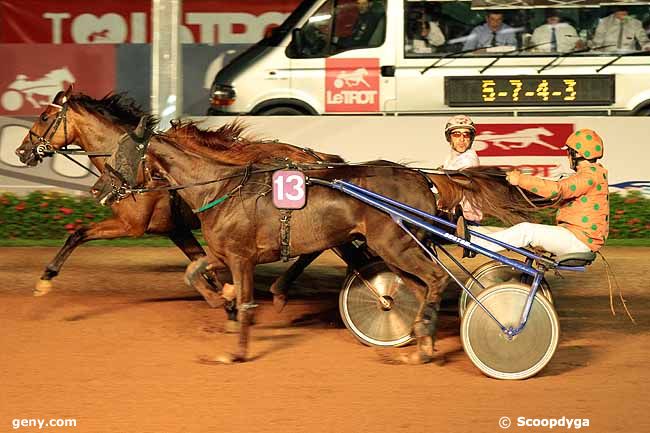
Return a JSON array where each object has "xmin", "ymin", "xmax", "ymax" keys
[{"xmin": 565, "ymin": 129, "xmax": 604, "ymax": 160}]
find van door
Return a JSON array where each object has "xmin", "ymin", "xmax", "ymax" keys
[{"xmin": 287, "ymin": 0, "xmax": 396, "ymax": 114}]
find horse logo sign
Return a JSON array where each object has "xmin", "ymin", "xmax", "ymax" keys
[
  {"xmin": 0, "ymin": 44, "xmax": 115, "ymax": 116},
  {"xmin": 473, "ymin": 124, "xmax": 573, "ymax": 157},
  {"xmin": 333, "ymin": 68, "xmax": 370, "ymax": 89},
  {"xmin": 325, "ymin": 58, "xmax": 379, "ymax": 112},
  {"xmin": 1, "ymin": 67, "xmax": 76, "ymax": 112}
]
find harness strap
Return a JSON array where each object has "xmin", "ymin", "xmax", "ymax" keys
[
  {"xmin": 279, "ymin": 210, "xmax": 292, "ymax": 262},
  {"xmin": 193, "ymin": 165, "xmax": 252, "ymax": 213},
  {"xmin": 195, "ymin": 194, "xmax": 231, "ymax": 213}
]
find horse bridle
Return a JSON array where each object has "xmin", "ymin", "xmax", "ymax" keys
[{"xmin": 29, "ymin": 102, "xmax": 70, "ymax": 161}]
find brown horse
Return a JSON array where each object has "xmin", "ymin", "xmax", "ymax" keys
[
  {"xmin": 93, "ymin": 117, "xmax": 541, "ymax": 365},
  {"xmin": 14, "ymin": 89, "xmax": 345, "ymax": 312}
]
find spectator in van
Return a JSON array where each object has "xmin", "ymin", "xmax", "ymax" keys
[
  {"xmin": 406, "ymin": 5, "xmax": 445, "ymax": 52},
  {"xmin": 592, "ymin": 6, "xmax": 650, "ymax": 51},
  {"xmin": 462, "ymin": 11, "xmax": 517, "ymax": 51},
  {"xmin": 338, "ymin": 0, "xmax": 385, "ymax": 49},
  {"xmin": 531, "ymin": 9, "xmax": 584, "ymax": 52}
]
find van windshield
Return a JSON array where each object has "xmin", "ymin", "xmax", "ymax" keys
[
  {"xmin": 266, "ymin": 0, "xmax": 320, "ymax": 46},
  {"xmin": 288, "ymin": 0, "xmax": 387, "ymax": 58},
  {"xmin": 405, "ymin": 1, "xmax": 650, "ymax": 57}
]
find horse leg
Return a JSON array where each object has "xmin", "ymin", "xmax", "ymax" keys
[
  {"xmin": 269, "ymin": 251, "xmax": 322, "ymax": 312},
  {"xmin": 333, "ymin": 241, "xmax": 375, "ymax": 270},
  {"xmin": 167, "ymin": 228, "xmax": 228, "ymax": 309},
  {"xmin": 34, "ymin": 218, "xmax": 141, "ymax": 296},
  {"xmin": 233, "ymin": 260, "xmax": 256, "ymax": 362},
  {"xmin": 183, "ymin": 258, "xmax": 226, "ymax": 308},
  {"xmin": 212, "ymin": 259, "xmax": 256, "ymax": 364},
  {"xmin": 34, "ymin": 217, "xmax": 157, "ymax": 296},
  {"xmin": 34, "ymin": 227, "xmax": 87, "ymax": 295},
  {"xmin": 367, "ymin": 229, "xmax": 448, "ymax": 364}
]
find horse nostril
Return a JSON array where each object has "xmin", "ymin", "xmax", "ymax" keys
[
  {"xmin": 16, "ymin": 149, "xmax": 24, "ymax": 155},
  {"xmin": 90, "ymin": 189, "xmax": 99, "ymax": 196}
]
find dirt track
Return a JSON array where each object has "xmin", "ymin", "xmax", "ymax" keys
[{"xmin": 1, "ymin": 246, "xmax": 649, "ymax": 433}]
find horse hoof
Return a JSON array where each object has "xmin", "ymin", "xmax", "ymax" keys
[
  {"xmin": 403, "ymin": 351, "xmax": 434, "ymax": 365},
  {"xmin": 272, "ymin": 293, "xmax": 287, "ymax": 313},
  {"xmin": 197, "ymin": 353, "xmax": 245, "ymax": 365},
  {"xmin": 222, "ymin": 283, "xmax": 236, "ymax": 301},
  {"xmin": 223, "ymin": 320, "xmax": 240, "ymax": 334},
  {"xmin": 375, "ymin": 349, "xmax": 436, "ymax": 365},
  {"xmin": 202, "ymin": 291, "xmax": 225, "ymax": 309},
  {"xmin": 34, "ymin": 280, "xmax": 53, "ymax": 297}
]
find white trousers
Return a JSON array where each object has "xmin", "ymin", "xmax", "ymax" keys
[{"xmin": 471, "ymin": 223, "xmax": 591, "ymax": 257}]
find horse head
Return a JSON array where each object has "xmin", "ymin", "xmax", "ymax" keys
[
  {"xmin": 91, "ymin": 116, "xmax": 157, "ymax": 206},
  {"xmin": 15, "ymin": 86, "xmax": 74, "ymax": 166}
]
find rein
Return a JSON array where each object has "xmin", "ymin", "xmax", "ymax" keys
[{"xmin": 118, "ymin": 160, "xmax": 508, "ymax": 197}]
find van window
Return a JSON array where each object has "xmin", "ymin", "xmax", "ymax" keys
[
  {"xmin": 289, "ymin": 0, "xmax": 387, "ymax": 58},
  {"xmin": 404, "ymin": 1, "xmax": 650, "ymax": 58}
]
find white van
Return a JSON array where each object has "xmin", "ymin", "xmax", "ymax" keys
[{"xmin": 207, "ymin": 0, "xmax": 650, "ymax": 116}]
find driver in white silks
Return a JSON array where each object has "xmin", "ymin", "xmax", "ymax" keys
[{"xmin": 435, "ymin": 114, "xmax": 483, "ymax": 222}]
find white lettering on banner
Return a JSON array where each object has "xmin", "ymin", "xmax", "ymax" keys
[
  {"xmin": 72, "ymin": 13, "xmax": 128, "ymax": 43},
  {"xmin": 186, "ymin": 12, "xmax": 287, "ymax": 44},
  {"xmin": 326, "ymin": 90, "xmax": 377, "ymax": 105},
  {"xmin": 43, "ymin": 13, "xmax": 71, "ymax": 44},
  {"xmin": 43, "ymin": 11, "xmax": 289, "ymax": 44}
]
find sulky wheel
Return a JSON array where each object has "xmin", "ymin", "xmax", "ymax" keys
[
  {"xmin": 461, "ymin": 282, "xmax": 560, "ymax": 380},
  {"xmin": 339, "ymin": 260, "xmax": 419, "ymax": 347},
  {"xmin": 458, "ymin": 260, "xmax": 553, "ymax": 318}
]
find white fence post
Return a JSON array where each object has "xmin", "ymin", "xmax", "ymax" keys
[{"xmin": 151, "ymin": 0, "xmax": 182, "ymax": 129}]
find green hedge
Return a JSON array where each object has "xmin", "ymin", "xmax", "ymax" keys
[
  {"xmin": 0, "ymin": 191, "xmax": 112, "ymax": 239},
  {"xmin": 0, "ymin": 190, "xmax": 648, "ymax": 240}
]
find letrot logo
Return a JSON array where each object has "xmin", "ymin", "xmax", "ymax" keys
[
  {"xmin": 1, "ymin": 68, "xmax": 76, "ymax": 112},
  {"xmin": 474, "ymin": 123, "xmax": 574, "ymax": 177},
  {"xmin": 325, "ymin": 58, "xmax": 379, "ymax": 112},
  {"xmin": 333, "ymin": 68, "xmax": 370, "ymax": 89},
  {"xmin": 473, "ymin": 124, "xmax": 573, "ymax": 157}
]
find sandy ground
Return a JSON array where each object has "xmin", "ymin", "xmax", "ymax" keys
[{"xmin": 0, "ymin": 246, "xmax": 649, "ymax": 433}]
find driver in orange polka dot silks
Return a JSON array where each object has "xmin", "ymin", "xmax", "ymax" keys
[
  {"xmin": 471, "ymin": 129, "xmax": 609, "ymax": 256},
  {"xmin": 515, "ymin": 129, "xmax": 608, "ymax": 250}
]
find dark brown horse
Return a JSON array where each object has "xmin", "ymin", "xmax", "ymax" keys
[
  {"xmin": 14, "ymin": 89, "xmax": 345, "ymax": 312},
  {"xmin": 93, "ymin": 117, "xmax": 540, "ymax": 365}
]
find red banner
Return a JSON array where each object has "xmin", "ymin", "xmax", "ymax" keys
[
  {"xmin": 0, "ymin": 0, "xmax": 299, "ymax": 44},
  {"xmin": 0, "ymin": 45, "xmax": 115, "ymax": 115},
  {"xmin": 325, "ymin": 58, "xmax": 380, "ymax": 113},
  {"xmin": 474, "ymin": 123, "xmax": 574, "ymax": 157}
]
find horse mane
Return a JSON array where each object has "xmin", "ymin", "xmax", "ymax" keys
[
  {"xmin": 163, "ymin": 119, "xmax": 344, "ymax": 164},
  {"xmin": 429, "ymin": 166, "xmax": 553, "ymax": 225},
  {"xmin": 68, "ymin": 92, "xmax": 146, "ymax": 127}
]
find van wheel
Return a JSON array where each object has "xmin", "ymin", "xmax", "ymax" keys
[{"xmin": 257, "ymin": 106, "xmax": 305, "ymax": 115}]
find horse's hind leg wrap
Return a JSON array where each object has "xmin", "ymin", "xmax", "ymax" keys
[
  {"xmin": 184, "ymin": 258, "xmax": 225, "ymax": 308},
  {"xmin": 184, "ymin": 257, "xmax": 209, "ymax": 286},
  {"xmin": 413, "ymin": 304, "xmax": 438, "ymax": 338}
]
